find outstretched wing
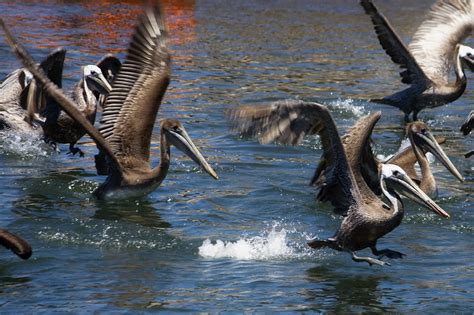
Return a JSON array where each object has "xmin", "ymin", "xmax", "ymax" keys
[
  {"xmin": 360, "ymin": 0, "xmax": 430, "ymax": 86},
  {"xmin": 228, "ymin": 100, "xmax": 363, "ymax": 213},
  {"xmin": 409, "ymin": 0, "xmax": 474, "ymax": 85},
  {"xmin": 98, "ymin": 3, "xmax": 170, "ymax": 162},
  {"xmin": 314, "ymin": 112, "xmax": 384, "ymax": 201}
]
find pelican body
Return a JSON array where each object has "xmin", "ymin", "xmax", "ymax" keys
[
  {"xmin": 361, "ymin": 0, "xmax": 474, "ymax": 121},
  {"xmin": 229, "ymin": 100, "xmax": 449, "ymax": 266},
  {"xmin": 0, "ymin": 3, "xmax": 218, "ymax": 200}
]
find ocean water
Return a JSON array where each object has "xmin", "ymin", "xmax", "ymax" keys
[{"xmin": 0, "ymin": 0, "xmax": 472, "ymax": 312}]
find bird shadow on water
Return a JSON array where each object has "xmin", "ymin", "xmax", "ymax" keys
[
  {"xmin": 302, "ymin": 264, "xmax": 396, "ymax": 313},
  {"xmin": 12, "ymin": 169, "xmax": 171, "ymax": 229}
]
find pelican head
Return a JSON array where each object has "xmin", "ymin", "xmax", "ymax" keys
[
  {"xmin": 161, "ymin": 119, "xmax": 218, "ymax": 180},
  {"xmin": 407, "ymin": 122, "xmax": 463, "ymax": 182},
  {"xmin": 458, "ymin": 44, "xmax": 474, "ymax": 72},
  {"xmin": 83, "ymin": 65, "xmax": 112, "ymax": 95},
  {"xmin": 380, "ymin": 164, "xmax": 449, "ymax": 218},
  {"xmin": 21, "ymin": 69, "xmax": 33, "ymax": 88}
]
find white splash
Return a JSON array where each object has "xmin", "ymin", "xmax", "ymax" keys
[
  {"xmin": 327, "ymin": 98, "xmax": 366, "ymax": 117},
  {"xmin": 0, "ymin": 130, "xmax": 51, "ymax": 158},
  {"xmin": 198, "ymin": 223, "xmax": 315, "ymax": 260}
]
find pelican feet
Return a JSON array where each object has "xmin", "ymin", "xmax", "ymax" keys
[
  {"xmin": 350, "ymin": 251, "xmax": 390, "ymax": 266},
  {"xmin": 67, "ymin": 143, "xmax": 84, "ymax": 157},
  {"xmin": 371, "ymin": 246, "xmax": 405, "ymax": 259}
]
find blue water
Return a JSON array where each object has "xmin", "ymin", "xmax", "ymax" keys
[{"xmin": 0, "ymin": 0, "xmax": 472, "ymax": 312}]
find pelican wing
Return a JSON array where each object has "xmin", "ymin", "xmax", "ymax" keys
[
  {"xmin": 360, "ymin": 0, "xmax": 430, "ymax": 86},
  {"xmin": 340, "ymin": 112, "xmax": 383, "ymax": 201},
  {"xmin": 96, "ymin": 54, "xmax": 121, "ymax": 84},
  {"xmin": 98, "ymin": 4, "xmax": 170, "ymax": 162},
  {"xmin": 409, "ymin": 0, "xmax": 474, "ymax": 85},
  {"xmin": 228, "ymin": 100, "xmax": 363, "ymax": 213}
]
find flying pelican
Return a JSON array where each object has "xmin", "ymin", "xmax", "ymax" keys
[
  {"xmin": 460, "ymin": 110, "xmax": 473, "ymax": 157},
  {"xmin": 360, "ymin": 0, "xmax": 474, "ymax": 121},
  {"xmin": 0, "ymin": 4, "xmax": 218, "ymax": 200},
  {"xmin": 314, "ymin": 117, "xmax": 463, "ymax": 199},
  {"xmin": 0, "ymin": 49, "xmax": 64, "ymax": 133},
  {"xmin": 229, "ymin": 100, "xmax": 449, "ymax": 266},
  {"xmin": 28, "ymin": 53, "xmax": 114, "ymax": 156},
  {"xmin": 0, "ymin": 229, "xmax": 32, "ymax": 260}
]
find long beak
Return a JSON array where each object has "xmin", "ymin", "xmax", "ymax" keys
[
  {"xmin": 412, "ymin": 131, "xmax": 464, "ymax": 182},
  {"xmin": 167, "ymin": 127, "xmax": 219, "ymax": 180},
  {"xmin": 86, "ymin": 72, "xmax": 112, "ymax": 95},
  {"xmin": 386, "ymin": 173, "xmax": 449, "ymax": 218}
]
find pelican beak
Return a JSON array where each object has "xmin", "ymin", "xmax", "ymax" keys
[
  {"xmin": 167, "ymin": 127, "xmax": 219, "ymax": 180},
  {"xmin": 86, "ymin": 72, "xmax": 113, "ymax": 95},
  {"xmin": 411, "ymin": 130, "xmax": 464, "ymax": 182},
  {"xmin": 385, "ymin": 172, "xmax": 450, "ymax": 218}
]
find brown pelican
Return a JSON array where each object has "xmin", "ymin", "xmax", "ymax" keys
[
  {"xmin": 360, "ymin": 0, "xmax": 474, "ymax": 121},
  {"xmin": 0, "ymin": 48, "xmax": 65, "ymax": 133},
  {"xmin": 229, "ymin": 100, "xmax": 449, "ymax": 266},
  {"xmin": 460, "ymin": 110, "xmax": 474, "ymax": 157},
  {"xmin": 30, "ymin": 56, "xmax": 114, "ymax": 156},
  {"xmin": 0, "ymin": 229, "xmax": 32, "ymax": 260},
  {"xmin": 0, "ymin": 4, "xmax": 218, "ymax": 200},
  {"xmin": 386, "ymin": 122, "xmax": 463, "ymax": 196},
  {"xmin": 314, "ymin": 117, "xmax": 463, "ymax": 199}
]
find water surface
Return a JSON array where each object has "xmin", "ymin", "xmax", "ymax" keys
[{"xmin": 0, "ymin": 0, "xmax": 472, "ymax": 312}]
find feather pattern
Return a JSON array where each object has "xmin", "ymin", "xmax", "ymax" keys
[
  {"xmin": 99, "ymin": 4, "xmax": 170, "ymax": 162},
  {"xmin": 228, "ymin": 100, "xmax": 366, "ymax": 214},
  {"xmin": 409, "ymin": 0, "xmax": 474, "ymax": 85},
  {"xmin": 360, "ymin": 0, "xmax": 429, "ymax": 86}
]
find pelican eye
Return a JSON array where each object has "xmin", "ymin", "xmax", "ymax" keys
[
  {"xmin": 467, "ymin": 53, "xmax": 473, "ymax": 57},
  {"xmin": 393, "ymin": 170, "xmax": 400, "ymax": 176},
  {"xmin": 421, "ymin": 128, "xmax": 427, "ymax": 134}
]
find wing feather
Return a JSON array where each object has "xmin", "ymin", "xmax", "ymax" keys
[
  {"xmin": 409, "ymin": 0, "xmax": 474, "ymax": 85},
  {"xmin": 228, "ymin": 100, "xmax": 363, "ymax": 213},
  {"xmin": 98, "ymin": 4, "xmax": 170, "ymax": 161},
  {"xmin": 360, "ymin": 0, "xmax": 429, "ymax": 86}
]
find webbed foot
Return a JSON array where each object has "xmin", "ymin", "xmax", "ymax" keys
[{"xmin": 351, "ymin": 251, "xmax": 390, "ymax": 266}]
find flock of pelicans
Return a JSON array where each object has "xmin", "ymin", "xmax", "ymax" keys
[{"xmin": 0, "ymin": 0, "xmax": 472, "ymax": 267}]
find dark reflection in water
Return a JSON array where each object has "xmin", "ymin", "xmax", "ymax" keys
[
  {"xmin": 303, "ymin": 265, "xmax": 395, "ymax": 312},
  {"xmin": 93, "ymin": 199, "xmax": 172, "ymax": 229}
]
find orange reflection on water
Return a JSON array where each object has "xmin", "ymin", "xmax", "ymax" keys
[{"xmin": 2, "ymin": 0, "xmax": 196, "ymax": 57}]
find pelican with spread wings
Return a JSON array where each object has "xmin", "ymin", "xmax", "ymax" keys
[
  {"xmin": 0, "ymin": 3, "xmax": 218, "ymax": 200},
  {"xmin": 361, "ymin": 0, "xmax": 474, "ymax": 121},
  {"xmin": 229, "ymin": 100, "xmax": 449, "ymax": 266}
]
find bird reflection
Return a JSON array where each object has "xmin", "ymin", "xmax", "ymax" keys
[
  {"xmin": 92, "ymin": 199, "xmax": 171, "ymax": 229},
  {"xmin": 303, "ymin": 265, "xmax": 395, "ymax": 312}
]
